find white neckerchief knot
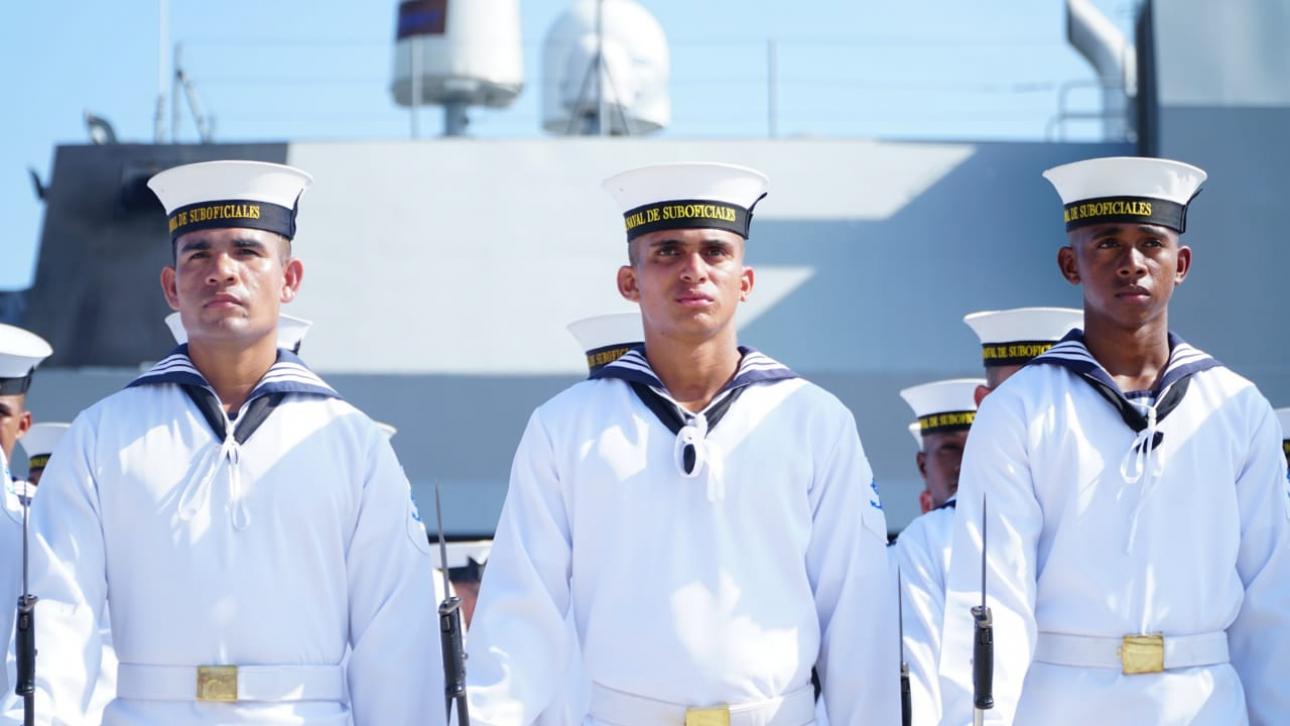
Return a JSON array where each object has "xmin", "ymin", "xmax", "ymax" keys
[
  {"xmin": 674, "ymin": 411, "xmax": 709, "ymax": 479},
  {"xmin": 1122, "ymin": 401, "xmax": 1161, "ymax": 552},
  {"xmin": 177, "ymin": 429, "xmax": 248, "ymax": 529}
]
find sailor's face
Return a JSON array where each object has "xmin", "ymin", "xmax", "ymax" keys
[
  {"xmin": 617, "ymin": 229, "xmax": 753, "ymax": 342},
  {"xmin": 162, "ymin": 228, "xmax": 302, "ymax": 348},
  {"xmin": 916, "ymin": 429, "xmax": 967, "ymax": 511},
  {"xmin": 1059, "ymin": 223, "xmax": 1190, "ymax": 329},
  {"xmin": 0, "ymin": 394, "xmax": 31, "ymax": 463}
]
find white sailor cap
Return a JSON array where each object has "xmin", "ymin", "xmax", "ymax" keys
[
  {"xmin": 899, "ymin": 378, "xmax": 984, "ymax": 438},
  {"xmin": 1274, "ymin": 408, "xmax": 1290, "ymax": 451},
  {"xmin": 0, "ymin": 324, "xmax": 52, "ymax": 396},
  {"xmin": 567, "ymin": 312, "xmax": 644, "ymax": 374},
  {"xmin": 20, "ymin": 422, "xmax": 69, "ymax": 472},
  {"xmin": 147, "ymin": 160, "xmax": 313, "ymax": 242},
  {"xmin": 963, "ymin": 307, "xmax": 1083, "ymax": 368},
  {"xmin": 438, "ymin": 540, "xmax": 492, "ymax": 582},
  {"xmin": 1043, "ymin": 156, "xmax": 1206, "ymax": 233},
  {"xmin": 375, "ymin": 422, "xmax": 398, "ymax": 440},
  {"xmin": 602, "ymin": 162, "xmax": 769, "ymax": 241},
  {"xmin": 906, "ymin": 422, "xmax": 922, "ymax": 447},
  {"xmin": 165, "ymin": 312, "xmax": 313, "ymax": 353}
]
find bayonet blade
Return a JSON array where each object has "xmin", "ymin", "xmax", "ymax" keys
[
  {"xmin": 980, "ymin": 494, "xmax": 988, "ymax": 609},
  {"xmin": 433, "ymin": 481, "xmax": 452, "ymax": 599},
  {"xmin": 897, "ymin": 567, "xmax": 905, "ymax": 662}
]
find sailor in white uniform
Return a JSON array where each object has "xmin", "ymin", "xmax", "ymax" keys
[
  {"xmin": 939, "ymin": 157, "xmax": 1290, "ymax": 725},
  {"xmin": 891, "ymin": 309, "xmax": 1079, "ymax": 725},
  {"xmin": 467, "ymin": 163, "xmax": 896, "ymax": 725},
  {"xmin": 24, "ymin": 160, "xmax": 444, "ymax": 725},
  {"xmin": 890, "ymin": 378, "xmax": 981, "ymax": 725},
  {"xmin": 4, "ymin": 422, "xmax": 120, "ymax": 726},
  {"xmin": 0, "ymin": 325, "xmax": 51, "ymax": 710}
]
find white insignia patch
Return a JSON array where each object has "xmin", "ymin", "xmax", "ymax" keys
[{"xmin": 407, "ymin": 492, "xmax": 433, "ymax": 554}]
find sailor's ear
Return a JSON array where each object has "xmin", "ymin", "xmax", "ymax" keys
[
  {"xmin": 974, "ymin": 384, "xmax": 992, "ymax": 407},
  {"xmin": 1057, "ymin": 245, "xmax": 1080, "ymax": 285},
  {"xmin": 617, "ymin": 265, "xmax": 640, "ymax": 302}
]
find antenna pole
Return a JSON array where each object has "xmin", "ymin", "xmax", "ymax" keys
[
  {"xmin": 595, "ymin": 0, "xmax": 606, "ymax": 136},
  {"xmin": 154, "ymin": 0, "xmax": 169, "ymax": 142}
]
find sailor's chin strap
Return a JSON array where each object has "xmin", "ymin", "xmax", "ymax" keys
[
  {"xmin": 1120, "ymin": 403, "xmax": 1162, "ymax": 553},
  {"xmin": 177, "ymin": 432, "xmax": 251, "ymax": 530}
]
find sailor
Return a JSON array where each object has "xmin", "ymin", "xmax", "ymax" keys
[
  {"xmin": 166, "ymin": 310, "xmax": 312, "ymax": 354},
  {"xmin": 0, "ymin": 324, "xmax": 50, "ymax": 702},
  {"xmin": 891, "ymin": 308, "xmax": 1079, "ymax": 725},
  {"xmin": 24, "ymin": 160, "xmax": 443, "ymax": 724},
  {"xmin": 567, "ymin": 311, "xmax": 644, "ymax": 374},
  {"xmin": 14, "ymin": 422, "xmax": 68, "ymax": 488},
  {"xmin": 890, "ymin": 378, "xmax": 981, "ymax": 725},
  {"xmin": 467, "ymin": 162, "xmax": 896, "ymax": 725},
  {"xmin": 961, "ymin": 307, "xmax": 1083, "ymax": 405},
  {"xmin": 939, "ymin": 157, "xmax": 1290, "ymax": 724}
]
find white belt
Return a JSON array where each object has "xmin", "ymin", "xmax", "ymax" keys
[
  {"xmin": 589, "ymin": 682, "xmax": 816, "ymax": 726},
  {"xmin": 1034, "ymin": 631, "xmax": 1229, "ymax": 675},
  {"xmin": 117, "ymin": 663, "xmax": 346, "ymax": 703}
]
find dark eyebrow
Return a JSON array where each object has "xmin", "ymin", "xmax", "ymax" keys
[
  {"xmin": 648, "ymin": 236, "xmax": 736, "ymax": 248},
  {"xmin": 232, "ymin": 237, "xmax": 268, "ymax": 251},
  {"xmin": 647, "ymin": 238, "xmax": 682, "ymax": 248},
  {"xmin": 0, "ymin": 402, "xmax": 12, "ymax": 417},
  {"xmin": 178, "ymin": 238, "xmax": 211, "ymax": 254}
]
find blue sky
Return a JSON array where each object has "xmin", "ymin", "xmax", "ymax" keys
[{"xmin": 0, "ymin": 0, "xmax": 1132, "ymax": 290}]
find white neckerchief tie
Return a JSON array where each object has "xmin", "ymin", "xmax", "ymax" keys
[
  {"xmin": 1121, "ymin": 401, "xmax": 1161, "ymax": 552},
  {"xmin": 660, "ymin": 390, "xmax": 731, "ymax": 503},
  {"xmin": 673, "ymin": 410, "xmax": 709, "ymax": 479},
  {"xmin": 176, "ymin": 418, "xmax": 250, "ymax": 530}
]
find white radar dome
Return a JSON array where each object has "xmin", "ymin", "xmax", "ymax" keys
[
  {"xmin": 542, "ymin": 0, "xmax": 670, "ymax": 135},
  {"xmin": 390, "ymin": 0, "xmax": 524, "ymax": 108}
]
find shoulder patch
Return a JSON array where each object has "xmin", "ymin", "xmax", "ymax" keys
[
  {"xmin": 407, "ymin": 492, "xmax": 434, "ymax": 555},
  {"xmin": 863, "ymin": 480, "xmax": 888, "ymax": 539}
]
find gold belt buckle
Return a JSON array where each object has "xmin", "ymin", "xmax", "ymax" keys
[
  {"xmin": 685, "ymin": 705, "xmax": 731, "ymax": 726},
  {"xmin": 196, "ymin": 665, "xmax": 238, "ymax": 702},
  {"xmin": 1119, "ymin": 633, "xmax": 1165, "ymax": 675}
]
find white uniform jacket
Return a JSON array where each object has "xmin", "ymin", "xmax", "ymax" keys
[
  {"xmin": 890, "ymin": 497, "xmax": 954, "ymax": 725},
  {"xmin": 24, "ymin": 348, "xmax": 444, "ymax": 725},
  {"xmin": 467, "ymin": 347, "xmax": 896, "ymax": 726},
  {"xmin": 939, "ymin": 333, "xmax": 1290, "ymax": 725}
]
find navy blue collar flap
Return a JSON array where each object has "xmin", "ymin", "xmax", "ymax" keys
[
  {"xmin": 590, "ymin": 345, "xmax": 798, "ymax": 394},
  {"xmin": 128, "ymin": 344, "xmax": 340, "ymax": 401},
  {"xmin": 1030, "ymin": 329, "xmax": 1220, "ymax": 398}
]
